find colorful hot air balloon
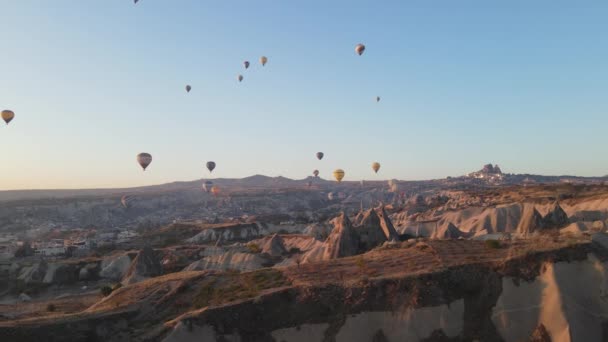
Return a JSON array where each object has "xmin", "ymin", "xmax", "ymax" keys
[
  {"xmin": 260, "ymin": 56, "xmax": 268, "ymax": 66},
  {"xmin": 137, "ymin": 153, "xmax": 152, "ymax": 171},
  {"xmin": 355, "ymin": 44, "xmax": 365, "ymax": 56},
  {"xmin": 333, "ymin": 169, "xmax": 345, "ymax": 182},
  {"xmin": 121, "ymin": 195, "xmax": 135, "ymax": 208},
  {"xmin": 186, "ymin": 85, "xmax": 192, "ymax": 93},
  {"xmin": 206, "ymin": 161, "xmax": 216, "ymax": 173},
  {"xmin": 2, "ymin": 110, "xmax": 15, "ymax": 125},
  {"xmin": 313, "ymin": 170, "xmax": 319, "ymax": 177},
  {"xmin": 376, "ymin": 96, "xmax": 381, "ymax": 102},
  {"xmin": 211, "ymin": 186, "xmax": 220, "ymax": 196},
  {"xmin": 243, "ymin": 61, "xmax": 250, "ymax": 69},
  {"xmin": 203, "ymin": 181, "xmax": 213, "ymax": 192},
  {"xmin": 372, "ymin": 162, "xmax": 381, "ymax": 174},
  {"xmin": 237, "ymin": 74, "xmax": 244, "ymax": 82},
  {"xmin": 316, "ymin": 152, "xmax": 324, "ymax": 160}
]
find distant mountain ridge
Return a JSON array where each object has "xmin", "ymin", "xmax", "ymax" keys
[{"xmin": 1, "ymin": 167, "xmax": 607, "ymax": 202}]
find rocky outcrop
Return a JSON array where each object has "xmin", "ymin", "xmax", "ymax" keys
[
  {"xmin": 355, "ymin": 209, "xmax": 388, "ymax": 252},
  {"xmin": 529, "ymin": 324, "xmax": 551, "ymax": 342},
  {"xmin": 376, "ymin": 206, "xmax": 399, "ymax": 241},
  {"xmin": 100, "ymin": 254, "xmax": 132, "ymax": 281},
  {"xmin": 261, "ymin": 234, "xmax": 287, "ymax": 257},
  {"xmin": 184, "ymin": 250, "xmax": 267, "ymax": 271},
  {"xmin": 323, "ymin": 213, "xmax": 358, "ymax": 259},
  {"xmin": 517, "ymin": 204, "xmax": 545, "ymax": 236},
  {"xmin": 42, "ymin": 263, "xmax": 78, "ymax": 284},
  {"xmin": 122, "ymin": 246, "xmax": 162, "ymax": 285},
  {"xmin": 542, "ymin": 202, "xmax": 569, "ymax": 229},
  {"xmin": 17, "ymin": 260, "xmax": 47, "ymax": 284},
  {"xmin": 437, "ymin": 222, "xmax": 465, "ymax": 239},
  {"xmin": 186, "ymin": 223, "xmax": 265, "ymax": 244},
  {"xmin": 303, "ymin": 223, "xmax": 332, "ymax": 241}
]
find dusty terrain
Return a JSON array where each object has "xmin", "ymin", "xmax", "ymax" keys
[{"xmin": 4, "ymin": 172, "xmax": 608, "ymax": 341}]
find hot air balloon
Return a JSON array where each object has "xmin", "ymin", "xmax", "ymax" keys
[
  {"xmin": 2, "ymin": 110, "xmax": 15, "ymax": 125},
  {"xmin": 355, "ymin": 44, "xmax": 365, "ymax": 56},
  {"xmin": 203, "ymin": 181, "xmax": 213, "ymax": 192},
  {"xmin": 313, "ymin": 170, "xmax": 319, "ymax": 177},
  {"xmin": 211, "ymin": 186, "xmax": 220, "ymax": 196},
  {"xmin": 137, "ymin": 153, "xmax": 152, "ymax": 171},
  {"xmin": 134, "ymin": 0, "xmax": 139, "ymax": 3},
  {"xmin": 121, "ymin": 195, "xmax": 135, "ymax": 208},
  {"xmin": 206, "ymin": 161, "xmax": 216, "ymax": 173},
  {"xmin": 327, "ymin": 192, "xmax": 335, "ymax": 201},
  {"xmin": 333, "ymin": 169, "xmax": 345, "ymax": 182},
  {"xmin": 316, "ymin": 152, "xmax": 324, "ymax": 160},
  {"xmin": 376, "ymin": 96, "xmax": 381, "ymax": 102},
  {"xmin": 260, "ymin": 56, "xmax": 268, "ymax": 66},
  {"xmin": 372, "ymin": 162, "xmax": 381, "ymax": 174},
  {"xmin": 186, "ymin": 85, "xmax": 192, "ymax": 93},
  {"xmin": 237, "ymin": 74, "xmax": 244, "ymax": 82},
  {"xmin": 243, "ymin": 61, "xmax": 250, "ymax": 69}
]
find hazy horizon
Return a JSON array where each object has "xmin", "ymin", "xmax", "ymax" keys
[{"xmin": 3, "ymin": 1, "xmax": 608, "ymax": 190}]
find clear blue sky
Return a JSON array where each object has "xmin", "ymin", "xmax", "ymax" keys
[{"xmin": 1, "ymin": 1, "xmax": 608, "ymax": 190}]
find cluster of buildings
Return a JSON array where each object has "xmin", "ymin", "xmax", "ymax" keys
[{"xmin": 0, "ymin": 228, "xmax": 140, "ymax": 259}]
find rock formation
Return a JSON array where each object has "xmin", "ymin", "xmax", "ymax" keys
[
  {"xmin": 261, "ymin": 234, "xmax": 287, "ymax": 256},
  {"xmin": 323, "ymin": 213, "xmax": 358, "ymax": 259},
  {"xmin": 122, "ymin": 246, "xmax": 162, "ymax": 285},
  {"xmin": 355, "ymin": 209, "xmax": 389, "ymax": 252},
  {"xmin": 517, "ymin": 205, "xmax": 545, "ymax": 236},
  {"xmin": 376, "ymin": 206, "xmax": 399, "ymax": 241},
  {"xmin": 542, "ymin": 202, "xmax": 569, "ymax": 229}
]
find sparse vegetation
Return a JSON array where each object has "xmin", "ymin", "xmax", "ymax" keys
[
  {"xmin": 193, "ymin": 269, "xmax": 290, "ymax": 309},
  {"xmin": 246, "ymin": 243, "xmax": 261, "ymax": 254},
  {"xmin": 485, "ymin": 239, "xmax": 501, "ymax": 249}
]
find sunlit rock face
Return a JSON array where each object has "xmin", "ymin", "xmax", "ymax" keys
[{"xmin": 492, "ymin": 255, "xmax": 608, "ymax": 342}]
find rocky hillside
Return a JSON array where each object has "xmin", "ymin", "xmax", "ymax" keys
[{"xmin": 2, "ymin": 234, "xmax": 608, "ymax": 341}]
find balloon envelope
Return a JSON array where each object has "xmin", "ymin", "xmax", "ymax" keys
[
  {"xmin": 376, "ymin": 96, "xmax": 380, "ymax": 102},
  {"xmin": 137, "ymin": 153, "xmax": 152, "ymax": 171},
  {"xmin": 355, "ymin": 44, "xmax": 365, "ymax": 56},
  {"xmin": 1, "ymin": 110, "xmax": 15, "ymax": 125},
  {"xmin": 243, "ymin": 61, "xmax": 250, "ymax": 69},
  {"xmin": 203, "ymin": 181, "xmax": 213, "ymax": 192},
  {"xmin": 186, "ymin": 85, "xmax": 191, "ymax": 92},
  {"xmin": 316, "ymin": 152, "xmax": 324, "ymax": 160},
  {"xmin": 333, "ymin": 169, "xmax": 345, "ymax": 182},
  {"xmin": 206, "ymin": 161, "xmax": 216, "ymax": 173},
  {"xmin": 313, "ymin": 170, "xmax": 319, "ymax": 177},
  {"xmin": 372, "ymin": 162, "xmax": 381, "ymax": 173},
  {"xmin": 238, "ymin": 74, "xmax": 243, "ymax": 82},
  {"xmin": 260, "ymin": 56, "xmax": 268, "ymax": 66}
]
